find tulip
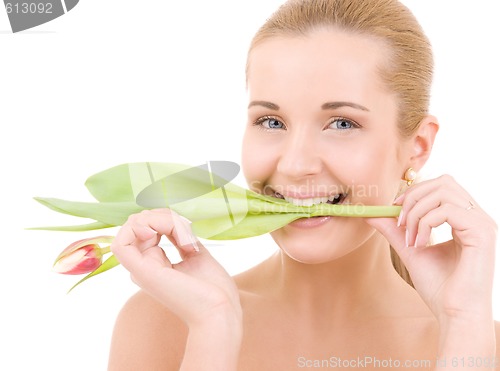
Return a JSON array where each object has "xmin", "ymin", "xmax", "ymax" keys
[
  {"xmin": 34, "ymin": 161, "xmax": 402, "ymax": 239},
  {"xmin": 53, "ymin": 236, "xmax": 114, "ymax": 275},
  {"xmin": 33, "ymin": 161, "xmax": 401, "ymax": 290}
]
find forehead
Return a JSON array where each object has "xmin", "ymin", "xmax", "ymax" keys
[{"xmin": 247, "ymin": 29, "xmax": 391, "ymax": 103}]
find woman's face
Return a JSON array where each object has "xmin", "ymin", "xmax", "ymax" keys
[{"xmin": 242, "ymin": 29, "xmax": 408, "ymax": 263}]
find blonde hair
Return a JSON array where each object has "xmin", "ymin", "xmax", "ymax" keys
[{"xmin": 247, "ymin": 0, "xmax": 434, "ymax": 287}]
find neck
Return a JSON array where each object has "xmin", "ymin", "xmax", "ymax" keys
[{"xmin": 263, "ymin": 232, "xmax": 414, "ymax": 323}]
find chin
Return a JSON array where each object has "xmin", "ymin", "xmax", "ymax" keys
[
  {"xmin": 271, "ymin": 227, "xmax": 357, "ymax": 264},
  {"xmin": 270, "ymin": 218, "xmax": 372, "ymax": 264}
]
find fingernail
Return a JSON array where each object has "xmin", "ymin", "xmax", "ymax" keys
[
  {"xmin": 177, "ymin": 219, "xmax": 199, "ymax": 252},
  {"xmin": 414, "ymin": 233, "xmax": 419, "ymax": 248},
  {"xmin": 185, "ymin": 224, "xmax": 199, "ymax": 253},
  {"xmin": 393, "ymin": 194, "xmax": 404, "ymax": 205},
  {"xmin": 397, "ymin": 209, "xmax": 404, "ymax": 227},
  {"xmin": 175, "ymin": 220, "xmax": 191, "ymax": 244},
  {"xmin": 184, "ymin": 222, "xmax": 199, "ymax": 252},
  {"xmin": 191, "ymin": 239, "xmax": 200, "ymax": 253}
]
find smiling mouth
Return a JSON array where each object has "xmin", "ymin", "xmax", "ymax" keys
[{"xmin": 273, "ymin": 192, "xmax": 348, "ymax": 207}]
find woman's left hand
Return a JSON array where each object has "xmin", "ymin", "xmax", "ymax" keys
[{"xmin": 365, "ymin": 174, "xmax": 497, "ymax": 322}]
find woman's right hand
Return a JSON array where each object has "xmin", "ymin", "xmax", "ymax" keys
[{"xmin": 110, "ymin": 208, "xmax": 242, "ymax": 329}]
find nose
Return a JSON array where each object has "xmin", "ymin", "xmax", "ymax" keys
[{"xmin": 276, "ymin": 130, "xmax": 323, "ymax": 179}]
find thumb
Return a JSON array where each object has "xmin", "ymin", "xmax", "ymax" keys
[{"xmin": 364, "ymin": 217, "xmax": 411, "ymax": 264}]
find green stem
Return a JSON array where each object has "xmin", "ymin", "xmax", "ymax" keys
[
  {"xmin": 100, "ymin": 245, "xmax": 112, "ymax": 255},
  {"xmin": 309, "ymin": 204, "xmax": 401, "ymax": 217},
  {"xmin": 246, "ymin": 194, "xmax": 401, "ymax": 218}
]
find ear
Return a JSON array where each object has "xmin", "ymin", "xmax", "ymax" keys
[{"xmin": 409, "ymin": 115, "xmax": 439, "ymax": 171}]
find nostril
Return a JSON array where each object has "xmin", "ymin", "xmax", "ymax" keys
[{"xmin": 276, "ymin": 157, "xmax": 323, "ymax": 179}]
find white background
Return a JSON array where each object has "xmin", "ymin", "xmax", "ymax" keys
[{"xmin": 1, "ymin": 1, "xmax": 499, "ymax": 370}]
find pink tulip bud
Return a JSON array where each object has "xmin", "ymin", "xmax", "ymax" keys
[{"xmin": 53, "ymin": 236, "xmax": 113, "ymax": 275}]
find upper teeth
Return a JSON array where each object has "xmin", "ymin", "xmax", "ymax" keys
[{"xmin": 283, "ymin": 194, "xmax": 341, "ymax": 207}]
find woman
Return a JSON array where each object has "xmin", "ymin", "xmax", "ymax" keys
[{"xmin": 108, "ymin": 0, "xmax": 498, "ymax": 369}]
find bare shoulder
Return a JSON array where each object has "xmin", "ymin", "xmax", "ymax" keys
[{"xmin": 108, "ymin": 289, "xmax": 188, "ymax": 371}]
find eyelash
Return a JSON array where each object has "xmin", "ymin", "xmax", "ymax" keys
[
  {"xmin": 252, "ymin": 116, "xmax": 361, "ymax": 131},
  {"xmin": 253, "ymin": 116, "xmax": 285, "ymax": 130},
  {"xmin": 328, "ymin": 116, "xmax": 361, "ymax": 130}
]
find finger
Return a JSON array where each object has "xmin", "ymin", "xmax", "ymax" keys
[
  {"xmin": 396, "ymin": 175, "xmax": 470, "ymax": 225},
  {"xmin": 139, "ymin": 209, "xmax": 201, "ymax": 254},
  {"xmin": 171, "ymin": 216, "xmax": 202, "ymax": 257},
  {"xmin": 112, "ymin": 209, "xmax": 205, "ymax": 273},
  {"xmin": 142, "ymin": 245, "xmax": 172, "ymax": 267},
  {"xmin": 128, "ymin": 245, "xmax": 173, "ymax": 285},
  {"xmin": 110, "ymin": 223, "xmax": 148, "ymax": 272},
  {"xmin": 407, "ymin": 203, "xmax": 472, "ymax": 249},
  {"xmin": 364, "ymin": 217, "xmax": 413, "ymax": 264},
  {"xmin": 394, "ymin": 179, "xmax": 450, "ymax": 225},
  {"xmin": 113, "ymin": 217, "xmax": 159, "ymax": 248},
  {"xmin": 410, "ymin": 203, "xmax": 470, "ymax": 248},
  {"xmin": 164, "ymin": 231, "xmax": 204, "ymax": 262},
  {"xmin": 393, "ymin": 176, "xmax": 441, "ymax": 205},
  {"xmin": 411, "ymin": 206, "xmax": 447, "ymax": 248},
  {"xmin": 402, "ymin": 192, "xmax": 456, "ymax": 248},
  {"xmin": 412, "ymin": 203, "xmax": 486, "ymax": 248},
  {"xmin": 412, "ymin": 205, "xmax": 495, "ymax": 283},
  {"xmin": 398, "ymin": 187, "xmax": 459, "ymax": 228}
]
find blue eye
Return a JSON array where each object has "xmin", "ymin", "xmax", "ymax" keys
[
  {"xmin": 255, "ymin": 117, "xmax": 286, "ymax": 130},
  {"xmin": 329, "ymin": 117, "xmax": 358, "ymax": 130}
]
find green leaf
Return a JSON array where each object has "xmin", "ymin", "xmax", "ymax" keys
[
  {"xmin": 35, "ymin": 161, "xmax": 402, "ymax": 241},
  {"xmin": 193, "ymin": 212, "xmax": 309, "ymax": 239},
  {"xmin": 189, "ymin": 196, "xmax": 401, "ymax": 239},
  {"xmin": 26, "ymin": 221, "xmax": 113, "ymax": 232},
  {"xmin": 68, "ymin": 254, "xmax": 120, "ymax": 293},
  {"xmin": 135, "ymin": 161, "xmax": 240, "ymax": 208},
  {"xmin": 84, "ymin": 163, "xmax": 135, "ymax": 202},
  {"xmin": 85, "ymin": 162, "xmax": 191, "ymax": 203},
  {"xmin": 135, "ymin": 162, "xmax": 402, "ymax": 239},
  {"xmin": 33, "ymin": 197, "xmax": 144, "ymax": 226},
  {"xmin": 32, "ymin": 161, "xmax": 404, "ymax": 291}
]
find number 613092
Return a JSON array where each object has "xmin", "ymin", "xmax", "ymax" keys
[{"xmin": 5, "ymin": 2, "xmax": 53, "ymax": 14}]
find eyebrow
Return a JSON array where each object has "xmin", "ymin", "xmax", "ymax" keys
[
  {"xmin": 247, "ymin": 100, "xmax": 370, "ymax": 112},
  {"xmin": 248, "ymin": 101, "xmax": 280, "ymax": 110},
  {"xmin": 321, "ymin": 101, "xmax": 370, "ymax": 112}
]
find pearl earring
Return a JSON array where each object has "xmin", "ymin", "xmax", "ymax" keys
[{"xmin": 404, "ymin": 168, "xmax": 417, "ymax": 186}]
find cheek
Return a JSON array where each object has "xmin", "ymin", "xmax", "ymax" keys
[
  {"xmin": 323, "ymin": 138, "xmax": 400, "ymax": 202},
  {"xmin": 241, "ymin": 129, "xmax": 276, "ymax": 192}
]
